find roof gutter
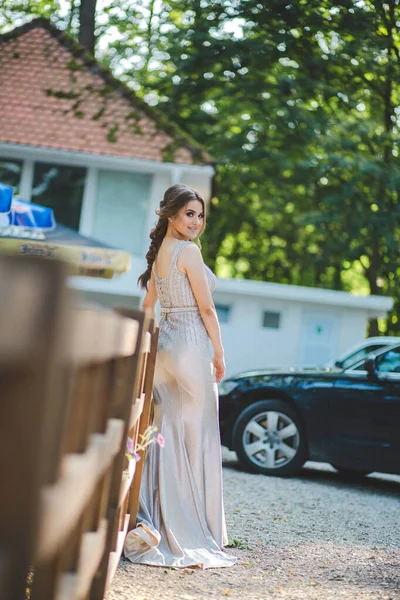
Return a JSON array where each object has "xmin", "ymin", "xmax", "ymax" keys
[
  {"xmin": 215, "ymin": 277, "xmax": 394, "ymax": 313},
  {"xmin": 0, "ymin": 143, "xmax": 215, "ymax": 177}
]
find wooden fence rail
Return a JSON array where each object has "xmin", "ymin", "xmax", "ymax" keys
[{"xmin": 0, "ymin": 255, "xmax": 158, "ymax": 600}]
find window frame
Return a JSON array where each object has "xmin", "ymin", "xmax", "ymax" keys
[
  {"xmin": 340, "ymin": 343, "xmax": 389, "ymax": 371},
  {"xmin": 347, "ymin": 343, "xmax": 400, "ymax": 375},
  {"xmin": 30, "ymin": 161, "xmax": 88, "ymax": 231}
]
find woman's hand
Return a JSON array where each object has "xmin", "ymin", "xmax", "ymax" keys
[{"xmin": 213, "ymin": 351, "xmax": 226, "ymax": 384}]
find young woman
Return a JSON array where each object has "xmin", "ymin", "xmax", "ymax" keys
[{"xmin": 124, "ymin": 184, "xmax": 236, "ymax": 569}]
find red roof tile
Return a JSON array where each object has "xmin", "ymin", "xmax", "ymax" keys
[{"xmin": 0, "ymin": 20, "xmax": 210, "ymax": 165}]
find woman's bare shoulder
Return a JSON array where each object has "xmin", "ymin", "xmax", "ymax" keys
[
  {"xmin": 181, "ymin": 242, "xmax": 202, "ymax": 260},
  {"xmin": 178, "ymin": 242, "xmax": 203, "ymax": 272}
]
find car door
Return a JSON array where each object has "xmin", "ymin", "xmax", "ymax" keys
[
  {"xmin": 290, "ymin": 372, "xmax": 338, "ymax": 460},
  {"xmin": 371, "ymin": 347, "xmax": 400, "ymax": 472},
  {"xmin": 328, "ymin": 346, "xmax": 400, "ymax": 473}
]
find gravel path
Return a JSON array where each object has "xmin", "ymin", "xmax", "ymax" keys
[{"xmin": 107, "ymin": 451, "xmax": 400, "ymax": 600}]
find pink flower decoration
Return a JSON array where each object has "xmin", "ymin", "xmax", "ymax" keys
[
  {"xmin": 126, "ymin": 437, "xmax": 134, "ymax": 455},
  {"xmin": 132, "ymin": 451, "xmax": 141, "ymax": 462},
  {"xmin": 156, "ymin": 433, "xmax": 165, "ymax": 448}
]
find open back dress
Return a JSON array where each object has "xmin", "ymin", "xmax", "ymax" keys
[{"xmin": 124, "ymin": 240, "xmax": 236, "ymax": 569}]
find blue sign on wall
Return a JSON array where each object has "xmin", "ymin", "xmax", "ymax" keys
[{"xmin": 0, "ymin": 182, "xmax": 13, "ymax": 214}]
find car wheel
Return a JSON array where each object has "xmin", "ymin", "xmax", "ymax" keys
[
  {"xmin": 232, "ymin": 399, "xmax": 307, "ymax": 476},
  {"xmin": 332, "ymin": 465, "xmax": 371, "ymax": 478}
]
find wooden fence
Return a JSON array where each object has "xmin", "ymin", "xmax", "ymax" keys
[{"xmin": 0, "ymin": 255, "xmax": 158, "ymax": 600}]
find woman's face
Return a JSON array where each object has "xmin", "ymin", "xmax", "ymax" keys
[{"xmin": 171, "ymin": 199, "xmax": 204, "ymax": 240}]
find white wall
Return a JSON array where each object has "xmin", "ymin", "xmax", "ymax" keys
[
  {"xmin": 337, "ymin": 308, "xmax": 368, "ymax": 355},
  {"xmin": 215, "ymin": 291, "xmax": 295, "ymax": 376},
  {"xmin": 214, "ymin": 291, "xmax": 370, "ymax": 378}
]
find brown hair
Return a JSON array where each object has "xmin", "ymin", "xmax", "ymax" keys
[{"xmin": 138, "ymin": 184, "xmax": 206, "ymax": 290}]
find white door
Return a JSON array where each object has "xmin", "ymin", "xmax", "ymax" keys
[{"xmin": 298, "ymin": 311, "xmax": 340, "ymax": 366}]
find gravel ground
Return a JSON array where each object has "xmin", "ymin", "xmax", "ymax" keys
[{"xmin": 107, "ymin": 450, "xmax": 400, "ymax": 600}]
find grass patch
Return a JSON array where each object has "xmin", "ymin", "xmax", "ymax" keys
[{"xmin": 226, "ymin": 537, "xmax": 253, "ymax": 551}]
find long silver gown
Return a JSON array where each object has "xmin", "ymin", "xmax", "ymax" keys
[{"xmin": 124, "ymin": 240, "xmax": 236, "ymax": 569}]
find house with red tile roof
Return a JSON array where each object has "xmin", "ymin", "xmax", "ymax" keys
[{"xmin": 0, "ymin": 18, "xmax": 214, "ymax": 307}]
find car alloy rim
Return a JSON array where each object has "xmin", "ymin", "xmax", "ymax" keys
[{"xmin": 242, "ymin": 410, "xmax": 300, "ymax": 469}]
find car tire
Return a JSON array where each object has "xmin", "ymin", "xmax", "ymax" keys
[
  {"xmin": 232, "ymin": 399, "xmax": 307, "ymax": 477},
  {"xmin": 332, "ymin": 465, "xmax": 371, "ymax": 478}
]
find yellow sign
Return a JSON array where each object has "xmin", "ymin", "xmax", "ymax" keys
[{"xmin": 0, "ymin": 226, "xmax": 131, "ymax": 279}]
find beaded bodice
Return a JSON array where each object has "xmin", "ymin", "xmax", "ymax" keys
[
  {"xmin": 154, "ymin": 240, "xmax": 217, "ymax": 349},
  {"xmin": 154, "ymin": 240, "xmax": 216, "ymax": 309}
]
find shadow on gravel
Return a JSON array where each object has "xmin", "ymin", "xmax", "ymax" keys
[
  {"xmin": 222, "ymin": 456, "xmax": 400, "ymax": 499},
  {"xmin": 298, "ymin": 466, "xmax": 400, "ymax": 495}
]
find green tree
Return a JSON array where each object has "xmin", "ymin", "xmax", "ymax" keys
[
  {"xmin": 0, "ymin": 0, "xmax": 66, "ymax": 30},
  {"xmin": 1, "ymin": 0, "xmax": 399, "ymax": 333},
  {"xmin": 131, "ymin": 0, "xmax": 400, "ymax": 334}
]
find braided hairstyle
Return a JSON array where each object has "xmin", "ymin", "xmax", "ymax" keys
[{"xmin": 138, "ymin": 184, "xmax": 206, "ymax": 290}]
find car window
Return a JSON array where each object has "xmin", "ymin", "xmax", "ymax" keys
[
  {"xmin": 341, "ymin": 344, "xmax": 385, "ymax": 370},
  {"xmin": 377, "ymin": 347, "xmax": 400, "ymax": 374}
]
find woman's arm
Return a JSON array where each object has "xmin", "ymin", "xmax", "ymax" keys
[
  {"xmin": 179, "ymin": 244, "xmax": 225, "ymax": 383},
  {"xmin": 142, "ymin": 270, "xmax": 157, "ymax": 318}
]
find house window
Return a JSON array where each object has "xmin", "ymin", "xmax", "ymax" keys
[
  {"xmin": 31, "ymin": 162, "xmax": 86, "ymax": 230},
  {"xmin": 0, "ymin": 158, "xmax": 23, "ymax": 194},
  {"xmin": 93, "ymin": 170, "xmax": 152, "ymax": 256},
  {"xmin": 215, "ymin": 304, "xmax": 231, "ymax": 324},
  {"xmin": 262, "ymin": 311, "xmax": 281, "ymax": 329}
]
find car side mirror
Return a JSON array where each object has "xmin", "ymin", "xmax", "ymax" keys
[
  {"xmin": 334, "ymin": 360, "xmax": 343, "ymax": 369},
  {"xmin": 364, "ymin": 355, "xmax": 378, "ymax": 378}
]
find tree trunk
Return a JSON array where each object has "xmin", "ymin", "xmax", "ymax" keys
[
  {"xmin": 79, "ymin": 0, "xmax": 97, "ymax": 54},
  {"xmin": 368, "ymin": 0, "xmax": 396, "ymax": 338}
]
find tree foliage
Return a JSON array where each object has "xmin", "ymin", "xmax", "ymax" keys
[{"xmin": 1, "ymin": 0, "xmax": 399, "ymax": 333}]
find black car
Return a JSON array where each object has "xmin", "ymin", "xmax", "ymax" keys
[{"xmin": 218, "ymin": 343, "xmax": 400, "ymax": 477}]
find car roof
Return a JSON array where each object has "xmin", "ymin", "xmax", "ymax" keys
[
  {"xmin": 335, "ymin": 336, "xmax": 399, "ymax": 360},
  {"xmin": 347, "ymin": 342, "xmax": 400, "ymax": 371}
]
